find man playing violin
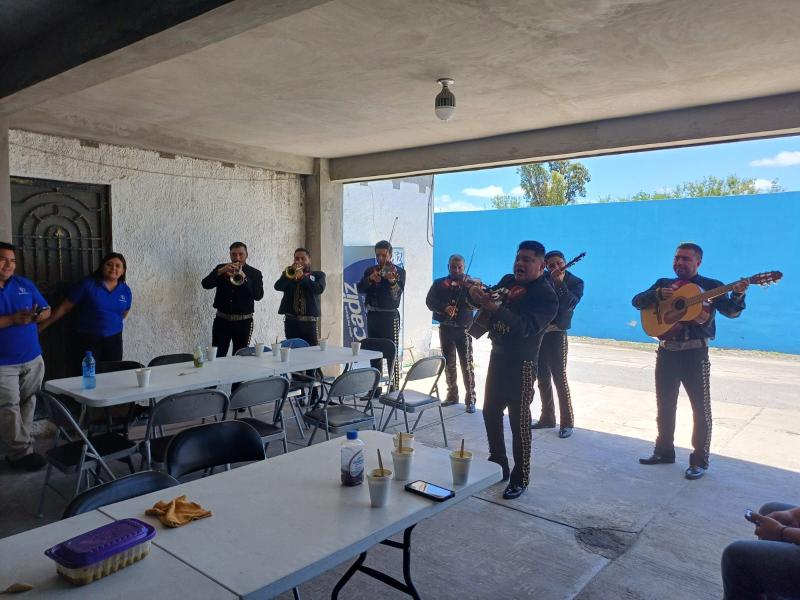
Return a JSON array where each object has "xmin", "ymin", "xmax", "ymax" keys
[
  {"xmin": 357, "ymin": 240, "xmax": 406, "ymax": 389},
  {"xmin": 274, "ymin": 247, "xmax": 326, "ymax": 346},
  {"xmin": 632, "ymin": 242, "xmax": 748, "ymax": 480},
  {"xmin": 425, "ymin": 254, "xmax": 478, "ymax": 413},
  {"xmin": 469, "ymin": 241, "xmax": 558, "ymax": 500},
  {"xmin": 201, "ymin": 242, "xmax": 264, "ymax": 357}
]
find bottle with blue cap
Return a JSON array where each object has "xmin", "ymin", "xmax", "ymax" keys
[
  {"xmin": 341, "ymin": 430, "xmax": 365, "ymax": 486},
  {"xmin": 82, "ymin": 351, "xmax": 96, "ymax": 390}
]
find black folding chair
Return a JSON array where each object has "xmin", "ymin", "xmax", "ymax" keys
[
  {"xmin": 62, "ymin": 470, "xmax": 179, "ymax": 518},
  {"xmin": 228, "ymin": 377, "xmax": 290, "ymax": 454},
  {"xmin": 148, "ymin": 353, "xmax": 194, "ymax": 367}
]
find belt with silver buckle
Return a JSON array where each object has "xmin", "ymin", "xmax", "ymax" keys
[
  {"xmin": 659, "ymin": 339, "xmax": 708, "ymax": 351},
  {"xmin": 216, "ymin": 311, "xmax": 254, "ymax": 321},
  {"xmin": 285, "ymin": 315, "xmax": 319, "ymax": 322}
]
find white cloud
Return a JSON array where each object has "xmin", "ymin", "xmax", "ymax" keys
[
  {"xmin": 749, "ymin": 151, "xmax": 800, "ymax": 167},
  {"xmin": 434, "ymin": 195, "xmax": 482, "ymax": 213},
  {"xmin": 510, "ymin": 186, "xmax": 524, "ymax": 196},
  {"xmin": 462, "ymin": 185, "xmax": 504, "ymax": 198},
  {"xmin": 753, "ymin": 178, "xmax": 774, "ymax": 191}
]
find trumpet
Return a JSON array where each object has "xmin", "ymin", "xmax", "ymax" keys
[
  {"xmin": 230, "ymin": 262, "xmax": 246, "ymax": 286},
  {"xmin": 284, "ymin": 264, "xmax": 304, "ymax": 280}
]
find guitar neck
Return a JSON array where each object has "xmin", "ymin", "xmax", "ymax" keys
[{"xmin": 686, "ymin": 282, "xmax": 741, "ymax": 306}]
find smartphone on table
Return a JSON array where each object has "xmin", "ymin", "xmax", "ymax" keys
[{"xmin": 404, "ymin": 480, "xmax": 455, "ymax": 502}]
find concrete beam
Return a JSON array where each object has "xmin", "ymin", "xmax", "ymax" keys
[
  {"xmin": 329, "ymin": 92, "xmax": 800, "ymax": 182},
  {"xmin": 0, "ymin": 0, "xmax": 334, "ymax": 117},
  {"xmin": 305, "ymin": 158, "xmax": 344, "ymax": 345},
  {"xmin": 0, "ymin": 119, "xmax": 10, "ymax": 243},
  {"xmin": 10, "ymin": 111, "xmax": 315, "ymax": 175}
]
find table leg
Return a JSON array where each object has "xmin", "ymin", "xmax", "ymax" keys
[{"xmin": 331, "ymin": 524, "xmax": 420, "ymax": 599}]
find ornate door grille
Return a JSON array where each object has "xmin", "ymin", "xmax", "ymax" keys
[{"xmin": 11, "ymin": 176, "xmax": 111, "ymax": 380}]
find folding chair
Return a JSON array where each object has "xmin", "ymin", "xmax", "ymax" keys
[
  {"xmin": 62, "ymin": 470, "xmax": 179, "ymax": 518},
  {"xmin": 93, "ymin": 360, "xmax": 146, "ymax": 433},
  {"xmin": 228, "ymin": 377, "xmax": 290, "ymax": 454},
  {"xmin": 36, "ymin": 391, "xmax": 138, "ymax": 518},
  {"xmin": 303, "ymin": 368, "xmax": 380, "ymax": 445},
  {"xmin": 148, "ymin": 353, "xmax": 194, "ymax": 367},
  {"xmin": 140, "ymin": 389, "xmax": 229, "ymax": 471},
  {"xmin": 378, "ymin": 355, "xmax": 448, "ymax": 446}
]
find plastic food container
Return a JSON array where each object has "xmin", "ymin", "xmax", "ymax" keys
[{"xmin": 45, "ymin": 518, "xmax": 156, "ymax": 585}]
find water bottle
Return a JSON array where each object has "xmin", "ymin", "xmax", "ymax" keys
[
  {"xmin": 193, "ymin": 345, "xmax": 205, "ymax": 368},
  {"xmin": 341, "ymin": 430, "xmax": 365, "ymax": 486},
  {"xmin": 82, "ymin": 351, "xmax": 96, "ymax": 390}
]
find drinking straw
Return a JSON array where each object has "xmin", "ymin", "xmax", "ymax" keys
[
  {"xmin": 377, "ymin": 448, "xmax": 384, "ymax": 473},
  {"xmin": 460, "ymin": 438, "xmax": 465, "ymax": 458}
]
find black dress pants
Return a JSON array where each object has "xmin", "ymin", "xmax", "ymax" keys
[
  {"xmin": 212, "ymin": 317, "xmax": 253, "ymax": 357},
  {"xmin": 653, "ymin": 346, "xmax": 712, "ymax": 468},
  {"xmin": 483, "ymin": 354, "xmax": 537, "ymax": 487},
  {"xmin": 284, "ymin": 319, "xmax": 319, "ymax": 346},
  {"xmin": 439, "ymin": 325, "xmax": 476, "ymax": 404},
  {"xmin": 536, "ymin": 330, "xmax": 573, "ymax": 427},
  {"xmin": 77, "ymin": 331, "xmax": 123, "ymax": 368},
  {"xmin": 366, "ymin": 310, "xmax": 401, "ymax": 389}
]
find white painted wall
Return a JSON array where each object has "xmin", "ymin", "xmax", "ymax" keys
[
  {"xmin": 343, "ymin": 177, "xmax": 434, "ymax": 362},
  {"xmin": 9, "ymin": 130, "xmax": 305, "ymax": 365}
]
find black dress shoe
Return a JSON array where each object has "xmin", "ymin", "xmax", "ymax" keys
[
  {"xmin": 465, "ymin": 403, "xmax": 476, "ymax": 414},
  {"xmin": 6, "ymin": 452, "xmax": 46, "ymax": 471},
  {"xmin": 531, "ymin": 420, "xmax": 556, "ymax": 430},
  {"xmin": 639, "ymin": 453, "xmax": 676, "ymax": 465},
  {"xmin": 502, "ymin": 482, "xmax": 527, "ymax": 500},
  {"xmin": 685, "ymin": 466, "xmax": 706, "ymax": 480},
  {"xmin": 558, "ymin": 427, "xmax": 573, "ymax": 439}
]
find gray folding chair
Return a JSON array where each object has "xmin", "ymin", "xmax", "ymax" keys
[
  {"xmin": 148, "ymin": 353, "xmax": 193, "ymax": 367},
  {"xmin": 303, "ymin": 368, "xmax": 380, "ymax": 445},
  {"xmin": 36, "ymin": 391, "xmax": 138, "ymax": 518},
  {"xmin": 140, "ymin": 389, "xmax": 229, "ymax": 471},
  {"xmin": 228, "ymin": 376, "xmax": 290, "ymax": 454},
  {"xmin": 378, "ymin": 355, "xmax": 448, "ymax": 446}
]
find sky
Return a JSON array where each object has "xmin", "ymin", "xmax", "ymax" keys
[{"xmin": 434, "ymin": 135, "xmax": 800, "ymax": 212}]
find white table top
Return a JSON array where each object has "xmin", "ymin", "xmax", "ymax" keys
[
  {"xmin": 0, "ymin": 511, "xmax": 235, "ymax": 599},
  {"xmin": 43, "ymin": 346, "xmax": 382, "ymax": 408},
  {"xmin": 99, "ymin": 431, "xmax": 502, "ymax": 599}
]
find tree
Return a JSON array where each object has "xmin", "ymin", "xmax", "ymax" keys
[
  {"xmin": 488, "ymin": 194, "xmax": 523, "ymax": 209},
  {"xmin": 628, "ymin": 175, "xmax": 783, "ymax": 202},
  {"xmin": 517, "ymin": 160, "xmax": 591, "ymax": 206}
]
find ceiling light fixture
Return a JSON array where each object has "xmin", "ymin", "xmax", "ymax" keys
[{"xmin": 435, "ymin": 78, "xmax": 456, "ymax": 121}]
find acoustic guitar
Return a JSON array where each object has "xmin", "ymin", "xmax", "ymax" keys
[
  {"xmin": 467, "ymin": 251, "xmax": 586, "ymax": 339},
  {"xmin": 640, "ymin": 271, "xmax": 782, "ymax": 338}
]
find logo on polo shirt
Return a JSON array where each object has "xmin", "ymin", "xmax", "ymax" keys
[
  {"xmin": 119, "ymin": 294, "xmax": 127, "ymax": 302},
  {"xmin": 17, "ymin": 287, "xmax": 29, "ymax": 295}
]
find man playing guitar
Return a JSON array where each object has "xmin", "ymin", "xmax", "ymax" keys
[{"xmin": 632, "ymin": 242, "xmax": 748, "ymax": 480}]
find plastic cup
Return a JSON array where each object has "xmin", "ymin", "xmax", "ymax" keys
[
  {"xmin": 319, "ymin": 339, "xmax": 328, "ymax": 351},
  {"xmin": 271, "ymin": 343, "xmax": 281, "ymax": 358},
  {"xmin": 450, "ymin": 450, "xmax": 473, "ymax": 486},
  {"xmin": 280, "ymin": 347, "xmax": 291, "ymax": 362},
  {"xmin": 392, "ymin": 432, "xmax": 415, "ymax": 449},
  {"xmin": 351, "ymin": 341, "xmax": 361, "ymax": 356},
  {"xmin": 135, "ymin": 368, "xmax": 151, "ymax": 388},
  {"xmin": 206, "ymin": 346, "xmax": 217, "ymax": 362},
  {"xmin": 367, "ymin": 468, "xmax": 392, "ymax": 507},
  {"xmin": 254, "ymin": 342, "xmax": 264, "ymax": 357},
  {"xmin": 391, "ymin": 448, "xmax": 414, "ymax": 481}
]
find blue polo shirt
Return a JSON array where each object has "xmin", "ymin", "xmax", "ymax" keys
[
  {"xmin": 0, "ymin": 276, "xmax": 49, "ymax": 366},
  {"xmin": 68, "ymin": 277, "xmax": 132, "ymax": 337}
]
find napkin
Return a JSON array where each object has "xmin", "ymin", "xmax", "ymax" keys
[{"xmin": 145, "ymin": 495, "xmax": 212, "ymax": 528}]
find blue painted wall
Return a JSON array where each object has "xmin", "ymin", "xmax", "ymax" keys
[{"xmin": 433, "ymin": 192, "xmax": 799, "ymax": 353}]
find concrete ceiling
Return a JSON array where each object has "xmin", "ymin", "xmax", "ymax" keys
[{"xmin": 5, "ymin": 0, "xmax": 800, "ymax": 178}]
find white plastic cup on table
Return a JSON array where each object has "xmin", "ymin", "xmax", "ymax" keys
[
  {"xmin": 450, "ymin": 450, "xmax": 473, "ymax": 485},
  {"xmin": 391, "ymin": 447, "xmax": 414, "ymax": 481},
  {"xmin": 392, "ymin": 432, "xmax": 414, "ymax": 449},
  {"xmin": 367, "ymin": 468, "xmax": 392, "ymax": 507},
  {"xmin": 319, "ymin": 339, "xmax": 328, "ymax": 351},
  {"xmin": 135, "ymin": 368, "xmax": 151, "ymax": 388},
  {"xmin": 351, "ymin": 341, "xmax": 361, "ymax": 356},
  {"xmin": 271, "ymin": 343, "xmax": 281, "ymax": 358},
  {"xmin": 280, "ymin": 347, "xmax": 291, "ymax": 362},
  {"xmin": 206, "ymin": 346, "xmax": 217, "ymax": 362},
  {"xmin": 254, "ymin": 342, "xmax": 264, "ymax": 357}
]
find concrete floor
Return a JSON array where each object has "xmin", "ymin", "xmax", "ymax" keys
[{"xmin": 2, "ymin": 336, "xmax": 798, "ymax": 599}]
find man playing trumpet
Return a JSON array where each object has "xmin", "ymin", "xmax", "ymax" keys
[
  {"xmin": 202, "ymin": 242, "xmax": 264, "ymax": 357},
  {"xmin": 274, "ymin": 247, "xmax": 326, "ymax": 346}
]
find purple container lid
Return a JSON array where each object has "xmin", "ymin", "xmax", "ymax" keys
[{"xmin": 45, "ymin": 518, "xmax": 156, "ymax": 569}]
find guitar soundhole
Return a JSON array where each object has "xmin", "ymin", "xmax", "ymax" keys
[{"xmin": 674, "ymin": 299, "xmax": 685, "ymax": 310}]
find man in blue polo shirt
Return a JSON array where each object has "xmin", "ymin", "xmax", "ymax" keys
[{"xmin": 0, "ymin": 242, "xmax": 50, "ymax": 470}]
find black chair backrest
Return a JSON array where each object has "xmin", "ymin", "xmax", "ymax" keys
[
  {"xmin": 62, "ymin": 471, "xmax": 179, "ymax": 519},
  {"xmin": 228, "ymin": 376, "xmax": 289, "ymax": 412},
  {"xmin": 166, "ymin": 421, "xmax": 266, "ymax": 479},
  {"xmin": 146, "ymin": 390, "xmax": 229, "ymax": 434},
  {"xmin": 404, "ymin": 355, "xmax": 446, "ymax": 383},
  {"xmin": 360, "ymin": 337, "xmax": 397, "ymax": 371},
  {"xmin": 328, "ymin": 367, "xmax": 380, "ymax": 399},
  {"xmin": 148, "ymin": 353, "xmax": 194, "ymax": 367},
  {"xmin": 38, "ymin": 390, "xmax": 88, "ymax": 438},
  {"xmin": 281, "ymin": 338, "xmax": 310, "ymax": 349},
  {"xmin": 235, "ymin": 347, "xmax": 256, "ymax": 356},
  {"xmin": 96, "ymin": 360, "xmax": 144, "ymax": 374}
]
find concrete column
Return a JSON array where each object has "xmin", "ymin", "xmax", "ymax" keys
[
  {"xmin": 0, "ymin": 120, "xmax": 11, "ymax": 244},
  {"xmin": 305, "ymin": 158, "xmax": 344, "ymax": 345}
]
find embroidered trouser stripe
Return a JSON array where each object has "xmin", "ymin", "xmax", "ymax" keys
[
  {"xmin": 483, "ymin": 356, "xmax": 536, "ymax": 487},
  {"xmin": 439, "ymin": 326, "xmax": 477, "ymax": 403},
  {"xmin": 653, "ymin": 347, "xmax": 712, "ymax": 468},
  {"xmin": 367, "ymin": 310, "xmax": 402, "ymax": 390},
  {"xmin": 536, "ymin": 331, "xmax": 574, "ymax": 427}
]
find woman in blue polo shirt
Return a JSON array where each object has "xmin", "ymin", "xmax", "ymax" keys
[{"xmin": 39, "ymin": 252, "xmax": 132, "ymax": 364}]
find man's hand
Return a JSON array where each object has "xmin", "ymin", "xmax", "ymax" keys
[
  {"xmin": 752, "ymin": 513, "xmax": 786, "ymax": 541},
  {"xmin": 217, "ymin": 263, "xmax": 237, "ymax": 277},
  {"xmin": 369, "ymin": 268, "xmax": 382, "ymax": 283},
  {"xmin": 550, "ymin": 268, "xmax": 565, "ymax": 284},
  {"xmin": 765, "ymin": 510, "xmax": 800, "ymax": 528},
  {"xmin": 658, "ymin": 287, "xmax": 675, "ymax": 300},
  {"xmin": 11, "ymin": 307, "xmax": 37, "ymax": 326},
  {"xmin": 445, "ymin": 305, "xmax": 457, "ymax": 319},
  {"xmin": 732, "ymin": 278, "xmax": 750, "ymax": 294}
]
